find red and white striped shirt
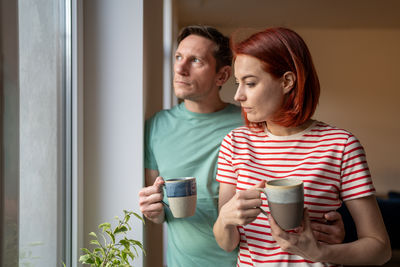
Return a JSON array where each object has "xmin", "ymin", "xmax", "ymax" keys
[{"xmin": 216, "ymin": 121, "xmax": 375, "ymax": 266}]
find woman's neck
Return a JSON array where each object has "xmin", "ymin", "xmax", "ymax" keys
[{"xmin": 265, "ymin": 119, "xmax": 314, "ymax": 136}]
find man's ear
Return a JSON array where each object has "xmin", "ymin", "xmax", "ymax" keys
[
  {"xmin": 282, "ymin": 71, "xmax": 296, "ymax": 94},
  {"xmin": 216, "ymin": 65, "xmax": 231, "ymax": 87}
]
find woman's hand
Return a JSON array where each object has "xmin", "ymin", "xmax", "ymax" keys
[
  {"xmin": 219, "ymin": 181, "xmax": 265, "ymax": 227},
  {"xmin": 269, "ymin": 208, "xmax": 323, "ymax": 262},
  {"xmin": 213, "ymin": 181, "xmax": 265, "ymax": 252}
]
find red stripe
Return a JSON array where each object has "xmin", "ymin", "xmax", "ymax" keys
[
  {"xmin": 235, "ymin": 157, "xmax": 341, "ymax": 169},
  {"xmin": 234, "ymin": 133, "xmax": 348, "ymax": 144},
  {"xmin": 236, "ymin": 165, "xmax": 340, "ymax": 176},
  {"xmin": 342, "ymin": 188, "xmax": 375, "ymax": 200},
  {"xmin": 342, "ymin": 181, "xmax": 373, "ymax": 192},
  {"xmin": 342, "ymin": 174, "xmax": 371, "ymax": 185},
  {"xmin": 232, "ymin": 141, "xmax": 347, "ymax": 150}
]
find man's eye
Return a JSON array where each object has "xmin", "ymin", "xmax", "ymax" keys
[
  {"xmin": 193, "ymin": 58, "xmax": 200, "ymax": 63},
  {"xmin": 175, "ymin": 55, "xmax": 182, "ymax": 60},
  {"xmin": 246, "ymin": 83, "xmax": 256, "ymax": 87}
]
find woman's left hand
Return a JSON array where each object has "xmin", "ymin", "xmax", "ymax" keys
[{"xmin": 269, "ymin": 208, "xmax": 323, "ymax": 262}]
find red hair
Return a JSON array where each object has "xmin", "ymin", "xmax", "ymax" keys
[{"xmin": 232, "ymin": 27, "xmax": 320, "ymax": 128}]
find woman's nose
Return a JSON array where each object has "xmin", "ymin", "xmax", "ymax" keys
[{"xmin": 234, "ymin": 85, "xmax": 245, "ymax": 102}]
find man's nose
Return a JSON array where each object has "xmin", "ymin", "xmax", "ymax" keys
[{"xmin": 174, "ymin": 59, "xmax": 189, "ymax": 76}]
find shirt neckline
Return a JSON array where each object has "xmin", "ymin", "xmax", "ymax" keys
[
  {"xmin": 263, "ymin": 120, "xmax": 318, "ymax": 140},
  {"xmin": 178, "ymin": 102, "xmax": 236, "ymax": 118}
]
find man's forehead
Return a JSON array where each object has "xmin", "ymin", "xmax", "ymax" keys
[{"xmin": 176, "ymin": 34, "xmax": 216, "ymax": 56}]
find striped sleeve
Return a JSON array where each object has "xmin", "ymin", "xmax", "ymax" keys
[
  {"xmin": 340, "ymin": 134, "xmax": 375, "ymax": 201},
  {"xmin": 216, "ymin": 132, "xmax": 238, "ymax": 185}
]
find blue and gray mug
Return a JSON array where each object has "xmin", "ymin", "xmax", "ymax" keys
[{"xmin": 164, "ymin": 177, "xmax": 196, "ymax": 218}]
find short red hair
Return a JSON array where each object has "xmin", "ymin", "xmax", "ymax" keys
[{"xmin": 232, "ymin": 27, "xmax": 320, "ymax": 128}]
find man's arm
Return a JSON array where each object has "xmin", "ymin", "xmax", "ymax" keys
[{"xmin": 138, "ymin": 169, "xmax": 165, "ymax": 224}]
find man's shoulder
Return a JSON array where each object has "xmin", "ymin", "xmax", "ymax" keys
[{"xmin": 146, "ymin": 105, "xmax": 181, "ymax": 123}]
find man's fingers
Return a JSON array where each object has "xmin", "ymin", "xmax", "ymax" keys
[
  {"xmin": 323, "ymin": 210, "xmax": 342, "ymax": 222},
  {"xmin": 310, "ymin": 220, "xmax": 329, "ymax": 234},
  {"xmin": 310, "ymin": 213, "xmax": 345, "ymax": 244},
  {"xmin": 140, "ymin": 177, "xmax": 165, "ymax": 197},
  {"xmin": 312, "ymin": 230, "xmax": 333, "ymax": 244},
  {"xmin": 140, "ymin": 185, "xmax": 162, "ymax": 196},
  {"xmin": 142, "ymin": 202, "xmax": 164, "ymax": 218},
  {"xmin": 154, "ymin": 176, "xmax": 165, "ymax": 187}
]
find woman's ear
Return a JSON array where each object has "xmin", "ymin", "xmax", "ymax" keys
[
  {"xmin": 282, "ymin": 71, "xmax": 296, "ymax": 94},
  {"xmin": 216, "ymin": 65, "xmax": 231, "ymax": 87}
]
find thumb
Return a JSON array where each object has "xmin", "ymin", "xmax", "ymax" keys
[
  {"xmin": 153, "ymin": 176, "xmax": 165, "ymax": 188},
  {"xmin": 323, "ymin": 210, "xmax": 341, "ymax": 222},
  {"xmin": 250, "ymin": 180, "xmax": 266, "ymax": 189}
]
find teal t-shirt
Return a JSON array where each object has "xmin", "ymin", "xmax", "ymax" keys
[{"xmin": 145, "ymin": 102, "xmax": 243, "ymax": 267}]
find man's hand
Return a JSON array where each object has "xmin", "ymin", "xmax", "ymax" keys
[
  {"xmin": 310, "ymin": 211, "xmax": 345, "ymax": 244},
  {"xmin": 139, "ymin": 176, "xmax": 165, "ymax": 224}
]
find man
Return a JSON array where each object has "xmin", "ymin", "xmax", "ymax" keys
[{"xmin": 139, "ymin": 25, "xmax": 344, "ymax": 266}]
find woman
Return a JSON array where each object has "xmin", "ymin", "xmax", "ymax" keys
[{"xmin": 213, "ymin": 27, "xmax": 391, "ymax": 266}]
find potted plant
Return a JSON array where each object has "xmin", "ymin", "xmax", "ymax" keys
[{"xmin": 79, "ymin": 210, "xmax": 145, "ymax": 266}]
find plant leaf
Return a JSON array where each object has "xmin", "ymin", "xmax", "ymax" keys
[
  {"xmin": 79, "ymin": 254, "xmax": 95, "ymax": 264},
  {"xmin": 113, "ymin": 225, "xmax": 128, "ymax": 235},
  {"xmin": 133, "ymin": 212, "xmax": 145, "ymax": 224},
  {"xmin": 90, "ymin": 239, "xmax": 101, "ymax": 247},
  {"xmin": 98, "ymin": 222, "xmax": 111, "ymax": 232},
  {"xmin": 88, "ymin": 231, "xmax": 97, "ymax": 238},
  {"xmin": 105, "ymin": 230, "xmax": 115, "ymax": 244}
]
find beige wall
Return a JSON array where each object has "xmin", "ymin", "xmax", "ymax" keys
[{"xmin": 219, "ymin": 28, "xmax": 400, "ymax": 195}]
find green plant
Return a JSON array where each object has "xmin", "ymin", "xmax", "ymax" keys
[{"xmin": 79, "ymin": 210, "xmax": 145, "ymax": 267}]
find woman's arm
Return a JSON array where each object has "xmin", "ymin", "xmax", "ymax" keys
[
  {"xmin": 270, "ymin": 195, "xmax": 391, "ymax": 265},
  {"xmin": 213, "ymin": 182, "xmax": 264, "ymax": 252},
  {"xmin": 318, "ymin": 195, "xmax": 391, "ymax": 265}
]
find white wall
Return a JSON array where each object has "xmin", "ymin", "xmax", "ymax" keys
[{"xmin": 83, "ymin": 1, "xmax": 144, "ymax": 266}]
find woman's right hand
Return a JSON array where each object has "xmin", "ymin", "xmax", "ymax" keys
[
  {"xmin": 214, "ymin": 181, "xmax": 266, "ymax": 252},
  {"xmin": 219, "ymin": 181, "xmax": 265, "ymax": 227}
]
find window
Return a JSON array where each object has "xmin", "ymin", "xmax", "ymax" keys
[{"xmin": 1, "ymin": 0, "xmax": 71, "ymax": 265}]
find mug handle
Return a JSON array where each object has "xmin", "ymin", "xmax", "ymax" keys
[
  {"xmin": 161, "ymin": 200, "xmax": 169, "ymax": 208},
  {"xmin": 160, "ymin": 184, "xmax": 170, "ymax": 208},
  {"xmin": 254, "ymin": 188, "xmax": 269, "ymax": 217}
]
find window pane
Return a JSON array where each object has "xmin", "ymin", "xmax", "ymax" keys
[{"xmin": 18, "ymin": 0, "xmax": 66, "ymax": 266}]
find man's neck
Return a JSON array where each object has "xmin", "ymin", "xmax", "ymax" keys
[{"xmin": 183, "ymin": 98, "xmax": 228, "ymax": 114}]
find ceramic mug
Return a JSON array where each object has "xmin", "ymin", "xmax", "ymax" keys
[
  {"xmin": 164, "ymin": 177, "xmax": 197, "ymax": 218},
  {"xmin": 257, "ymin": 178, "xmax": 304, "ymax": 230}
]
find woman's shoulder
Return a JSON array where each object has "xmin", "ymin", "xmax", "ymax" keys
[
  {"xmin": 312, "ymin": 121, "xmax": 354, "ymax": 138},
  {"xmin": 223, "ymin": 125, "xmax": 266, "ymax": 143}
]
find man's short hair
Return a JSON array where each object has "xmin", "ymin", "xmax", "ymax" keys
[{"xmin": 177, "ymin": 25, "xmax": 232, "ymax": 71}]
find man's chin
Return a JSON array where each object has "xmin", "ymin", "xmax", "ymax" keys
[{"xmin": 174, "ymin": 88, "xmax": 192, "ymax": 100}]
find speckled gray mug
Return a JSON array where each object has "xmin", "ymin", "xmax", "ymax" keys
[{"xmin": 257, "ymin": 178, "xmax": 304, "ymax": 230}]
